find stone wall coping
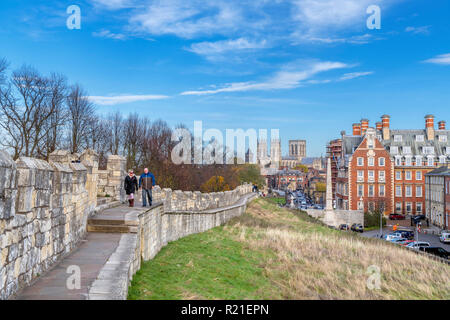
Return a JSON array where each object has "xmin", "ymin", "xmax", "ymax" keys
[
  {"xmin": 49, "ymin": 161, "xmax": 73, "ymax": 173},
  {"xmin": 16, "ymin": 157, "xmax": 53, "ymax": 171}
]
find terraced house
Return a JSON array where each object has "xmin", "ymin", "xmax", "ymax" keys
[{"xmin": 331, "ymin": 114, "xmax": 450, "ymax": 216}]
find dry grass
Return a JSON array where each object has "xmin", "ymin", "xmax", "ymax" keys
[{"xmin": 226, "ymin": 198, "xmax": 450, "ymax": 300}]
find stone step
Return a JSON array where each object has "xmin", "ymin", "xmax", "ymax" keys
[
  {"xmin": 87, "ymin": 224, "xmax": 137, "ymax": 234},
  {"xmin": 88, "ymin": 218, "xmax": 126, "ymax": 226}
]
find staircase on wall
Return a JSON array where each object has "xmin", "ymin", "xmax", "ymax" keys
[{"xmin": 87, "ymin": 199, "xmax": 140, "ymax": 234}]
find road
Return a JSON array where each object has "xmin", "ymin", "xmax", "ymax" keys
[{"xmin": 361, "ymin": 227, "xmax": 450, "ymax": 251}]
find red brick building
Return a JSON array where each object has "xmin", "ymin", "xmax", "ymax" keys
[
  {"xmin": 348, "ymin": 128, "xmax": 394, "ymax": 214},
  {"xmin": 333, "ymin": 114, "xmax": 450, "ymax": 216}
]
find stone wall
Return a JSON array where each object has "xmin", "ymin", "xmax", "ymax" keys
[
  {"xmin": 88, "ymin": 185, "xmax": 255, "ymax": 300},
  {"xmin": 0, "ymin": 149, "xmax": 99, "ymax": 300},
  {"xmin": 97, "ymin": 155, "xmax": 126, "ymax": 203},
  {"xmin": 306, "ymin": 209, "xmax": 364, "ymax": 227}
]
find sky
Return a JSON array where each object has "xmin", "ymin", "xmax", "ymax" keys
[{"xmin": 1, "ymin": 0, "xmax": 450, "ymax": 157}]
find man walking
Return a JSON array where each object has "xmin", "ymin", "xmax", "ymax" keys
[{"xmin": 139, "ymin": 167, "xmax": 156, "ymax": 207}]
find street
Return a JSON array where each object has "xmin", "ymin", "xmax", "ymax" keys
[{"xmin": 361, "ymin": 227, "xmax": 450, "ymax": 251}]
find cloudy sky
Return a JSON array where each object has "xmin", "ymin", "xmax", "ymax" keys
[{"xmin": 1, "ymin": 0, "xmax": 450, "ymax": 156}]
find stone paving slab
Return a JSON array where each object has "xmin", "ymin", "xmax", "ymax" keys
[{"xmin": 14, "ymin": 232, "xmax": 122, "ymax": 300}]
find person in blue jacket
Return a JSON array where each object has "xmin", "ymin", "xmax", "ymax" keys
[{"xmin": 139, "ymin": 167, "xmax": 156, "ymax": 207}]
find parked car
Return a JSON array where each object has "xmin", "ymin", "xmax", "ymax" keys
[
  {"xmin": 394, "ymin": 230, "xmax": 414, "ymax": 240},
  {"xmin": 339, "ymin": 224, "xmax": 349, "ymax": 231},
  {"xmin": 439, "ymin": 232, "xmax": 450, "ymax": 244},
  {"xmin": 398, "ymin": 239, "xmax": 415, "ymax": 246},
  {"xmin": 389, "ymin": 213, "xmax": 406, "ymax": 220},
  {"xmin": 351, "ymin": 224, "xmax": 364, "ymax": 233},
  {"xmin": 406, "ymin": 241, "xmax": 430, "ymax": 249},
  {"xmin": 419, "ymin": 246, "xmax": 449, "ymax": 259},
  {"xmin": 384, "ymin": 234, "xmax": 404, "ymax": 241}
]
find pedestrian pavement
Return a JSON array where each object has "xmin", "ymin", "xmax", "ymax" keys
[{"xmin": 14, "ymin": 201, "xmax": 151, "ymax": 300}]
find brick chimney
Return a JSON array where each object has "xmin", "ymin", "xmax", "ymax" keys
[
  {"xmin": 381, "ymin": 115, "xmax": 390, "ymax": 140},
  {"xmin": 361, "ymin": 119, "xmax": 369, "ymax": 135},
  {"xmin": 376, "ymin": 122, "xmax": 382, "ymax": 132},
  {"xmin": 352, "ymin": 123, "xmax": 361, "ymax": 136},
  {"xmin": 425, "ymin": 114, "xmax": 435, "ymax": 140},
  {"xmin": 438, "ymin": 120, "xmax": 446, "ymax": 130}
]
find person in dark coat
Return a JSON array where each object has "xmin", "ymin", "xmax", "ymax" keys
[{"xmin": 124, "ymin": 170, "xmax": 138, "ymax": 207}]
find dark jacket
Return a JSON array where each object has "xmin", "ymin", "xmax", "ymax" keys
[
  {"xmin": 139, "ymin": 172, "xmax": 156, "ymax": 190},
  {"xmin": 124, "ymin": 175, "xmax": 138, "ymax": 195}
]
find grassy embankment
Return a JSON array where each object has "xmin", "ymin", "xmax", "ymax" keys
[{"xmin": 128, "ymin": 198, "xmax": 450, "ymax": 300}]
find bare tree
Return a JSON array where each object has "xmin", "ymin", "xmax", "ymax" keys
[
  {"xmin": 123, "ymin": 113, "xmax": 148, "ymax": 170},
  {"xmin": 67, "ymin": 84, "xmax": 95, "ymax": 154},
  {"xmin": 0, "ymin": 65, "xmax": 66, "ymax": 159},
  {"xmin": 107, "ymin": 111, "xmax": 123, "ymax": 155}
]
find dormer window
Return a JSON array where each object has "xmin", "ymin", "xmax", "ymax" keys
[
  {"xmin": 446, "ymin": 147, "xmax": 450, "ymax": 155},
  {"xmin": 390, "ymin": 146, "xmax": 398, "ymax": 155},
  {"xmin": 395, "ymin": 156, "xmax": 402, "ymax": 166},
  {"xmin": 394, "ymin": 135, "xmax": 402, "ymax": 142},
  {"xmin": 439, "ymin": 155, "xmax": 447, "ymax": 164},
  {"xmin": 403, "ymin": 146, "xmax": 411, "ymax": 154},
  {"xmin": 415, "ymin": 156, "xmax": 423, "ymax": 166},
  {"xmin": 439, "ymin": 135, "xmax": 447, "ymax": 142},
  {"xmin": 405, "ymin": 156, "xmax": 412, "ymax": 166},
  {"xmin": 416, "ymin": 135, "xmax": 424, "ymax": 142},
  {"xmin": 423, "ymin": 146, "xmax": 434, "ymax": 155}
]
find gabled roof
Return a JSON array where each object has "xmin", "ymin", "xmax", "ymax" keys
[{"xmin": 425, "ymin": 165, "xmax": 450, "ymax": 176}]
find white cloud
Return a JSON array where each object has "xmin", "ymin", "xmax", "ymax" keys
[
  {"xmin": 92, "ymin": 29, "xmax": 127, "ymax": 40},
  {"xmin": 91, "ymin": 0, "xmax": 132, "ymax": 10},
  {"xmin": 405, "ymin": 26, "xmax": 430, "ymax": 35},
  {"xmin": 88, "ymin": 94, "xmax": 169, "ymax": 105},
  {"xmin": 423, "ymin": 53, "xmax": 450, "ymax": 65},
  {"xmin": 181, "ymin": 60, "xmax": 348, "ymax": 95},
  {"xmin": 187, "ymin": 38, "xmax": 269, "ymax": 56},
  {"xmin": 339, "ymin": 71, "xmax": 373, "ymax": 81}
]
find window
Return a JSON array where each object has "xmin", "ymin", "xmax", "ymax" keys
[
  {"xmin": 427, "ymin": 156, "xmax": 434, "ymax": 166},
  {"xmin": 394, "ymin": 135, "xmax": 402, "ymax": 142},
  {"xmin": 416, "ymin": 135, "xmax": 424, "ymax": 142},
  {"xmin": 416, "ymin": 202, "xmax": 423, "ymax": 213},
  {"xmin": 416, "ymin": 171, "xmax": 422, "ymax": 180},
  {"xmin": 423, "ymin": 146, "xmax": 434, "ymax": 155},
  {"xmin": 403, "ymin": 146, "xmax": 411, "ymax": 154},
  {"xmin": 358, "ymin": 201, "xmax": 364, "ymax": 210},
  {"xmin": 405, "ymin": 185, "xmax": 412, "ymax": 197},
  {"xmin": 368, "ymin": 185, "xmax": 375, "ymax": 197},
  {"xmin": 396, "ymin": 202, "xmax": 402, "ymax": 213},
  {"xmin": 390, "ymin": 146, "xmax": 398, "ymax": 154},
  {"xmin": 415, "ymin": 156, "xmax": 422, "ymax": 167},
  {"xmin": 446, "ymin": 147, "xmax": 450, "ymax": 155},
  {"xmin": 439, "ymin": 155, "xmax": 446, "ymax": 164},
  {"xmin": 368, "ymin": 170, "xmax": 375, "ymax": 182},
  {"xmin": 439, "ymin": 135, "xmax": 447, "ymax": 142},
  {"xmin": 395, "ymin": 185, "xmax": 402, "ymax": 197},
  {"xmin": 368, "ymin": 157, "xmax": 374, "ymax": 166},
  {"xmin": 357, "ymin": 170, "xmax": 364, "ymax": 182},
  {"xmin": 406, "ymin": 202, "xmax": 412, "ymax": 213},
  {"xmin": 416, "ymin": 186, "xmax": 422, "ymax": 197},
  {"xmin": 405, "ymin": 171, "xmax": 412, "ymax": 180},
  {"xmin": 357, "ymin": 185, "xmax": 364, "ymax": 197},
  {"xmin": 396, "ymin": 171, "xmax": 402, "ymax": 180},
  {"xmin": 357, "ymin": 157, "xmax": 364, "ymax": 166},
  {"xmin": 368, "ymin": 202, "xmax": 375, "ymax": 212},
  {"xmin": 379, "ymin": 170, "xmax": 385, "ymax": 182},
  {"xmin": 405, "ymin": 156, "xmax": 412, "ymax": 166},
  {"xmin": 379, "ymin": 185, "xmax": 385, "ymax": 197},
  {"xmin": 378, "ymin": 157, "xmax": 385, "ymax": 166},
  {"xmin": 395, "ymin": 156, "xmax": 402, "ymax": 166}
]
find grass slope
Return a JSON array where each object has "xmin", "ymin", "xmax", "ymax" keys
[{"xmin": 128, "ymin": 198, "xmax": 450, "ymax": 300}]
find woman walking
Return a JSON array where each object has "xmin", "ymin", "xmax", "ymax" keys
[{"xmin": 124, "ymin": 170, "xmax": 138, "ymax": 207}]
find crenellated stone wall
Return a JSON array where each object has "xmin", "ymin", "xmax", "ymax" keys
[
  {"xmin": 97, "ymin": 155, "xmax": 126, "ymax": 203},
  {"xmin": 0, "ymin": 149, "xmax": 100, "ymax": 300}
]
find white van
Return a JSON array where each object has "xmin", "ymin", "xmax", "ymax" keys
[{"xmin": 439, "ymin": 232, "xmax": 450, "ymax": 244}]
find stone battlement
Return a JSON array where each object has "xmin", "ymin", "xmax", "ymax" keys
[{"xmin": 0, "ymin": 149, "xmax": 254, "ymax": 300}]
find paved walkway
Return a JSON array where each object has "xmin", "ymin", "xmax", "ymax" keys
[{"xmin": 14, "ymin": 201, "xmax": 150, "ymax": 300}]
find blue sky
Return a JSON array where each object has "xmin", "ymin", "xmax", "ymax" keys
[{"xmin": 1, "ymin": 0, "xmax": 450, "ymax": 156}]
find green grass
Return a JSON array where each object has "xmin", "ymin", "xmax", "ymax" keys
[
  {"xmin": 265, "ymin": 197, "xmax": 286, "ymax": 206},
  {"xmin": 128, "ymin": 226, "xmax": 278, "ymax": 300},
  {"xmin": 128, "ymin": 198, "xmax": 450, "ymax": 300}
]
